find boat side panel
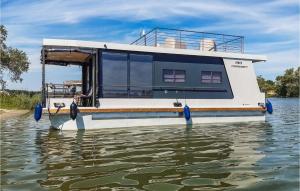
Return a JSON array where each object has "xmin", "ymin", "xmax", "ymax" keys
[
  {"xmin": 49, "ymin": 113, "xmax": 265, "ymax": 130},
  {"xmin": 223, "ymin": 59, "xmax": 265, "ymax": 106}
]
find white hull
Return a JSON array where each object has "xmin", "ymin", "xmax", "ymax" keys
[
  {"xmin": 41, "ymin": 36, "xmax": 267, "ymax": 131},
  {"xmin": 49, "ymin": 114, "xmax": 265, "ymax": 130}
]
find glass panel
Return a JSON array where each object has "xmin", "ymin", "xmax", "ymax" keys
[
  {"xmin": 212, "ymin": 72, "xmax": 222, "ymax": 83},
  {"xmin": 163, "ymin": 69, "xmax": 185, "ymax": 83},
  {"xmin": 174, "ymin": 70, "xmax": 185, "ymax": 78},
  {"xmin": 163, "ymin": 69, "xmax": 174, "ymax": 82},
  {"xmin": 164, "ymin": 74, "xmax": 175, "ymax": 79},
  {"xmin": 175, "ymin": 78, "xmax": 185, "ymax": 82},
  {"xmin": 130, "ymin": 54, "xmax": 153, "ymax": 97},
  {"xmin": 164, "ymin": 79, "xmax": 174, "ymax": 82},
  {"xmin": 102, "ymin": 52, "xmax": 128, "ymax": 97},
  {"xmin": 174, "ymin": 70, "xmax": 185, "ymax": 82},
  {"xmin": 201, "ymin": 71, "xmax": 212, "ymax": 83}
]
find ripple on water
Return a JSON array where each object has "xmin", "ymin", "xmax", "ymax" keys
[{"xmin": 0, "ymin": 98, "xmax": 299, "ymax": 191}]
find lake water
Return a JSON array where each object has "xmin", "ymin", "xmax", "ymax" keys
[{"xmin": 1, "ymin": 98, "xmax": 299, "ymax": 191}]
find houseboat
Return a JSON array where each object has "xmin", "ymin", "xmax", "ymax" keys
[{"xmin": 36, "ymin": 28, "xmax": 270, "ymax": 130}]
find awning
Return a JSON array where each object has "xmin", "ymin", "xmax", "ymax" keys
[{"xmin": 43, "ymin": 49, "xmax": 93, "ymax": 66}]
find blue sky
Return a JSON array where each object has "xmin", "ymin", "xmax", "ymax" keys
[{"xmin": 1, "ymin": 0, "xmax": 299, "ymax": 90}]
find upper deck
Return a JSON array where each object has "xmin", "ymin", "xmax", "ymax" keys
[
  {"xmin": 131, "ymin": 28, "xmax": 244, "ymax": 54},
  {"xmin": 42, "ymin": 28, "xmax": 267, "ymax": 63}
]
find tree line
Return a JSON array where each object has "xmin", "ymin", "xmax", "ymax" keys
[{"xmin": 257, "ymin": 67, "xmax": 299, "ymax": 97}]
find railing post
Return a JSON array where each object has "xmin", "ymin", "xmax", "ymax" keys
[
  {"xmin": 201, "ymin": 32, "xmax": 204, "ymax": 50},
  {"xmin": 41, "ymin": 47, "xmax": 46, "ymax": 107},
  {"xmin": 179, "ymin": 31, "xmax": 182, "ymax": 48},
  {"xmin": 223, "ymin": 35, "xmax": 225, "ymax": 52},
  {"xmin": 241, "ymin": 37, "xmax": 244, "ymax": 53},
  {"xmin": 155, "ymin": 29, "xmax": 157, "ymax": 47}
]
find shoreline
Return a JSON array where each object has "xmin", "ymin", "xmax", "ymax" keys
[{"xmin": 0, "ymin": 109, "xmax": 30, "ymax": 121}]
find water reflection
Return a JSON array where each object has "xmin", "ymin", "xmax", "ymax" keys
[
  {"xmin": 1, "ymin": 98, "xmax": 299, "ymax": 191},
  {"xmin": 32, "ymin": 123, "xmax": 266, "ymax": 190}
]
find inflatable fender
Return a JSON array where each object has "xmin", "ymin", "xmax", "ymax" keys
[
  {"xmin": 34, "ymin": 103, "xmax": 42, "ymax": 122},
  {"xmin": 70, "ymin": 101, "xmax": 78, "ymax": 120},
  {"xmin": 183, "ymin": 105, "xmax": 191, "ymax": 121},
  {"xmin": 266, "ymin": 99, "xmax": 273, "ymax": 114}
]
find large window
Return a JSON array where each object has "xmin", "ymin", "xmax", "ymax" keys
[
  {"xmin": 130, "ymin": 54, "xmax": 153, "ymax": 97},
  {"xmin": 102, "ymin": 52, "xmax": 128, "ymax": 97},
  {"xmin": 201, "ymin": 71, "xmax": 222, "ymax": 83},
  {"xmin": 163, "ymin": 69, "xmax": 186, "ymax": 83},
  {"xmin": 101, "ymin": 52, "xmax": 153, "ymax": 98}
]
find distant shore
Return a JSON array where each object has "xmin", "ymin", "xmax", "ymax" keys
[{"xmin": 0, "ymin": 109, "xmax": 30, "ymax": 121}]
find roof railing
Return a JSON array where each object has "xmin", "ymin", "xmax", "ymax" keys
[{"xmin": 131, "ymin": 28, "xmax": 244, "ymax": 53}]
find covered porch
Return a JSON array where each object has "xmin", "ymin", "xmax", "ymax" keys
[{"xmin": 41, "ymin": 45, "xmax": 98, "ymax": 107}]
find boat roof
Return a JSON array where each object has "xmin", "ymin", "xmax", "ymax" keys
[{"xmin": 42, "ymin": 38, "xmax": 267, "ymax": 64}]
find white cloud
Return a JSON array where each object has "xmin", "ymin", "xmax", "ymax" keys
[
  {"xmin": 2, "ymin": 0, "xmax": 299, "ymax": 90},
  {"xmin": 255, "ymin": 49, "xmax": 300, "ymax": 79}
]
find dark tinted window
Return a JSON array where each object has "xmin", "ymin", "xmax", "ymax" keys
[
  {"xmin": 102, "ymin": 52, "xmax": 128, "ymax": 97},
  {"xmin": 201, "ymin": 71, "xmax": 222, "ymax": 83},
  {"xmin": 163, "ymin": 69, "xmax": 185, "ymax": 83},
  {"xmin": 130, "ymin": 54, "xmax": 153, "ymax": 97}
]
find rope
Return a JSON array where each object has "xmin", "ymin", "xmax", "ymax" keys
[
  {"xmin": 47, "ymin": 98, "xmax": 63, "ymax": 117},
  {"xmin": 48, "ymin": 105, "xmax": 62, "ymax": 117}
]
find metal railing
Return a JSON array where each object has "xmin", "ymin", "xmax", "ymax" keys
[
  {"xmin": 131, "ymin": 28, "xmax": 244, "ymax": 53},
  {"xmin": 46, "ymin": 83, "xmax": 82, "ymax": 98}
]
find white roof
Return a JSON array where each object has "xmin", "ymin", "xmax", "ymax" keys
[{"xmin": 43, "ymin": 39, "xmax": 267, "ymax": 63}]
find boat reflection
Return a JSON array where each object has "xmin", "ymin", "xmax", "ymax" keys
[{"xmin": 36, "ymin": 122, "xmax": 271, "ymax": 190}]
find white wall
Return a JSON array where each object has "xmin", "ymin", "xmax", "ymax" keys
[{"xmin": 223, "ymin": 58, "xmax": 265, "ymax": 106}]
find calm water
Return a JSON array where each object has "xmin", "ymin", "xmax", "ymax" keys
[{"xmin": 1, "ymin": 98, "xmax": 299, "ymax": 191}]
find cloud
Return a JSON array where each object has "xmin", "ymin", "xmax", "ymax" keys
[
  {"xmin": 2, "ymin": 0, "xmax": 299, "ymax": 90},
  {"xmin": 255, "ymin": 49, "xmax": 299, "ymax": 79}
]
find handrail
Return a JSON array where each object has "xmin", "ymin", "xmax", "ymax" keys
[
  {"xmin": 131, "ymin": 27, "xmax": 158, "ymax": 45},
  {"xmin": 131, "ymin": 28, "xmax": 244, "ymax": 53},
  {"xmin": 46, "ymin": 83, "xmax": 82, "ymax": 98},
  {"xmin": 157, "ymin": 27, "xmax": 243, "ymax": 38}
]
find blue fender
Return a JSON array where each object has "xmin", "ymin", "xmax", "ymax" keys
[
  {"xmin": 183, "ymin": 105, "xmax": 191, "ymax": 121},
  {"xmin": 34, "ymin": 103, "xmax": 42, "ymax": 121},
  {"xmin": 266, "ymin": 99, "xmax": 273, "ymax": 114},
  {"xmin": 70, "ymin": 101, "xmax": 78, "ymax": 120}
]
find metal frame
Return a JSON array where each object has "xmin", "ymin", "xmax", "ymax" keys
[
  {"xmin": 41, "ymin": 48, "xmax": 46, "ymax": 107},
  {"xmin": 131, "ymin": 27, "xmax": 244, "ymax": 53},
  {"xmin": 41, "ymin": 46, "xmax": 96, "ymax": 107}
]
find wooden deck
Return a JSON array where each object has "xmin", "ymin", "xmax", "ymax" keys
[{"xmin": 44, "ymin": 107, "xmax": 266, "ymax": 114}]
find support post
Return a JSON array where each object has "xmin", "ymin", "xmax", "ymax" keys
[
  {"xmin": 82, "ymin": 63, "xmax": 87, "ymax": 95},
  {"xmin": 41, "ymin": 48, "xmax": 46, "ymax": 107},
  {"xmin": 155, "ymin": 29, "xmax": 157, "ymax": 47},
  {"xmin": 92, "ymin": 50, "xmax": 96, "ymax": 107},
  {"xmin": 95, "ymin": 49, "xmax": 98, "ymax": 106}
]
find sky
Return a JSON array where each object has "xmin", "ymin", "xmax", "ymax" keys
[{"xmin": 1, "ymin": 0, "xmax": 299, "ymax": 90}]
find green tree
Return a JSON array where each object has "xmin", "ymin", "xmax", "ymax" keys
[
  {"xmin": 275, "ymin": 67, "xmax": 300, "ymax": 97},
  {"xmin": 0, "ymin": 25, "xmax": 30, "ymax": 90},
  {"xmin": 257, "ymin": 75, "xmax": 276, "ymax": 97}
]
